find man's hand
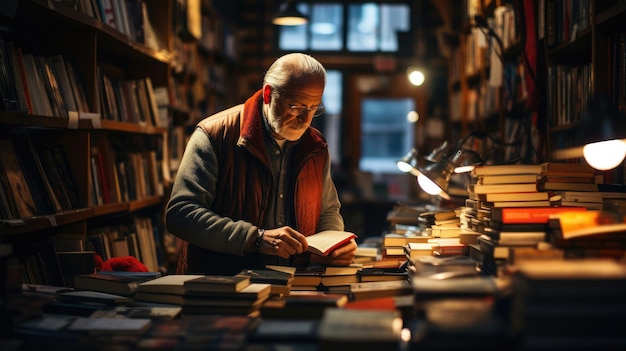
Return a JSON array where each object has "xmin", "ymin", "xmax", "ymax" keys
[
  {"xmin": 311, "ymin": 239, "xmax": 357, "ymax": 266},
  {"xmin": 261, "ymin": 226, "xmax": 308, "ymax": 259}
]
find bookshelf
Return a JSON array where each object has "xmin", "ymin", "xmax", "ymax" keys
[
  {"xmin": 542, "ymin": 0, "xmax": 626, "ymax": 184},
  {"xmin": 445, "ymin": 0, "xmax": 531, "ymax": 165},
  {"xmin": 0, "ymin": 0, "xmax": 176, "ymax": 284}
]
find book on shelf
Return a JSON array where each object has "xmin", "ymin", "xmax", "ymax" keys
[
  {"xmin": 306, "ymin": 230, "xmax": 357, "ymax": 256},
  {"xmin": 0, "ymin": 138, "xmax": 37, "ymax": 218},
  {"xmin": 183, "ymin": 275, "xmax": 251, "ymax": 293}
]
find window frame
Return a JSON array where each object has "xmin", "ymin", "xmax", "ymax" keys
[{"xmin": 272, "ymin": 0, "xmax": 415, "ymax": 57}]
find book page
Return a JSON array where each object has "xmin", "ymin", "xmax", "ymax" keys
[{"xmin": 306, "ymin": 231, "xmax": 357, "ymax": 256}]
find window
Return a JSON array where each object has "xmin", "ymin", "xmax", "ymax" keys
[
  {"xmin": 277, "ymin": 2, "xmax": 412, "ymax": 55},
  {"xmin": 359, "ymin": 98, "xmax": 415, "ymax": 173},
  {"xmin": 312, "ymin": 70, "xmax": 343, "ymax": 165}
]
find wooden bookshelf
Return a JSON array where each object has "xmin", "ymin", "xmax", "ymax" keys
[
  {"xmin": 0, "ymin": 0, "xmax": 181, "ymax": 284},
  {"xmin": 445, "ymin": 0, "xmax": 530, "ymax": 164},
  {"xmin": 542, "ymin": 0, "xmax": 626, "ymax": 184}
]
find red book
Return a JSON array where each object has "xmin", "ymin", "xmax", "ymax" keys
[{"xmin": 490, "ymin": 206, "xmax": 587, "ymax": 224}]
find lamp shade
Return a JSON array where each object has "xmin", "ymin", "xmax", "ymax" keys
[
  {"xmin": 397, "ymin": 148, "xmax": 422, "ymax": 176},
  {"xmin": 452, "ymin": 148, "xmax": 483, "ymax": 173},
  {"xmin": 575, "ymin": 93, "xmax": 626, "ymax": 170},
  {"xmin": 272, "ymin": 1, "xmax": 308, "ymax": 26},
  {"xmin": 416, "ymin": 156, "xmax": 456, "ymax": 200},
  {"xmin": 424, "ymin": 141, "xmax": 450, "ymax": 163}
]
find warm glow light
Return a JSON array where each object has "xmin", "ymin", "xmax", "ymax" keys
[
  {"xmin": 408, "ymin": 70, "xmax": 425, "ymax": 86},
  {"xmin": 454, "ymin": 165, "xmax": 475, "ymax": 173},
  {"xmin": 407, "ymin": 110, "xmax": 419, "ymax": 123},
  {"xmin": 272, "ymin": 16, "xmax": 308, "ymax": 25},
  {"xmin": 397, "ymin": 161, "xmax": 413, "ymax": 173},
  {"xmin": 417, "ymin": 174, "xmax": 442, "ymax": 195},
  {"xmin": 583, "ymin": 139, "xmax": 626, "ymax": 170}
]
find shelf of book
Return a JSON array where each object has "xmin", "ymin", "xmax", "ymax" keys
[{"xmin": 0, "ymin": 0, "xmax": 192, "ymax": 286}]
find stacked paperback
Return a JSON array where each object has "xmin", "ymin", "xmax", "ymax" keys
[{"xmin": 133, "ymin": 274, "xmax": 272, "ymax": 317}]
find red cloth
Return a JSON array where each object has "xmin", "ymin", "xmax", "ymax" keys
[{"xmin": 94, "ymin": 254, "xmax": 149, "ymax": 272}]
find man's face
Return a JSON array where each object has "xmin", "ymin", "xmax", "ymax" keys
[{"xmin": 266, "ymin": 83, "xmax": 325, "ymax": 141}]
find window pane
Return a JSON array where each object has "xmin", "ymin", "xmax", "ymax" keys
[
  {"xmin": 310, "ymin": 4, "xmax": 343, "ymax": 50},
  {"xmin": 347, "ymin": 3, "xmax": 379, "ymax": 52},
  {"xmin": 359, "ymin": 98, "xmax": 415, "ymax": 173},
  {"xmin": 380, "ymin": 4, "xmax": 410, "ymax": 52},
  {"xmin": 278, "ymin": 4, "xmax": 309, "ymax": 50}
]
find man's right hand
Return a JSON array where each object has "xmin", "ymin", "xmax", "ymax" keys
[{"xmin": 261, "ymin": 226, "xmax": 308, "ymax": 259}]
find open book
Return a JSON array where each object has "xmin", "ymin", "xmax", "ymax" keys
[{"xmin": 306, "ymin": 230, "xmax": 357, "ymax": 256}]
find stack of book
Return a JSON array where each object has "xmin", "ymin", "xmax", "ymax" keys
[
  {"xmin": 510, "ymin": 259, "xmax": 626, "ymax": 349},
  {"xmin": 291, "ymin": 265, "xmax": 360, "ymax": 292},
  {"xmin": 546, "ymin": 210, "xmax": 626, "ymax": 258},
  {"xmin": 182, "ymin": 275, "xmax": 271, "ymax": 317},
  {"xmin": 235, "ymin": 267, "xmax": 295, "ymax": 296},
  {"xmin": 259, "ymin": 291, "xmax": 349, "ymax": 319},
  {"xmin": 381, "ymin": 231, "xmax": 431, "ymax": 262},
  {"xmin": 426, "ymin": 209, "xmax": 462, "ymax": 238},
  {"xmin": 133, "ymin": 274, "xmax": 272, "ymax": 317}
]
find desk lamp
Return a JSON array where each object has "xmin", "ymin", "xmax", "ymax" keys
[{"xmin": 397, "ymin": 148, "xmax": 422, "ymax": 176}]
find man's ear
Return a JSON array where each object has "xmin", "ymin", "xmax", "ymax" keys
[{"xmin": 262, "ymin": 84, "xmax": 272, "ymax": 104}]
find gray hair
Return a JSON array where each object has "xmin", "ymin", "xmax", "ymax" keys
[{"xmin": 263, "ymin": 53, "xmax": 326, "ymax": 94}]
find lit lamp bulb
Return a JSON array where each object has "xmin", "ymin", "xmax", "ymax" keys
[
  {"xmin": 417, "ymin": 174, "xmax": 442, "ymax": 196},
  {"xmin": 583, "ymin": 139, "xmax": 626, "ymax": 170},
  {"xmin": 407, "ymin": 68, "xmax": 425, "ymax": 86}
]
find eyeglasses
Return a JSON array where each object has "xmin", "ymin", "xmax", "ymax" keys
[{"xmin": 287, "ymin": 105, "xmax": 326, "ymax": 117}]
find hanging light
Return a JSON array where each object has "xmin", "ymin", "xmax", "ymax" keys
[
  {"xmin": 576, "ymin": 93, "xmax": 626, "ymax": 170},
  {"xmin": 272, "ymin": 0, "xmax": 308, "ymax": 26}
]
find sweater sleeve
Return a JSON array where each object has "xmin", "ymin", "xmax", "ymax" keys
[
  {"xmin": 316, "ymin": 149, "xmax": 345, "ymax": 232},
  {"xmin": 165, "ymin": 128, "xmax": 256, "ymax": 256}
]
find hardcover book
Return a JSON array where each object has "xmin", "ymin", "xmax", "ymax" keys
[
  {"xmin": 73, "ymin": 272, "xmax": 148, "ymax": 297},
  {"xmin": 489, "ymin": 206, "xmax": 587, "ymax": 224},
  {"xmin": 136, "ymin": 275, "xmax": 204, "ymax": 295},
  {"xmin": 183, "ymin": 275, "xmax": 251, "ymax": 293}
]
